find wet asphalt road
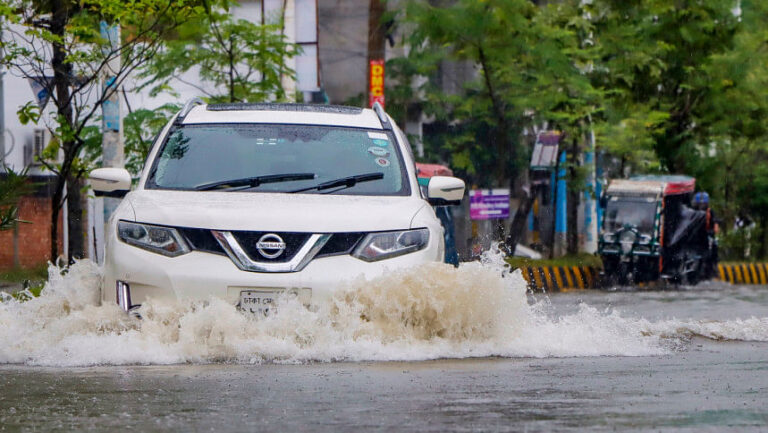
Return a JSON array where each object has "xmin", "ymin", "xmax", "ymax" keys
[{"xmin": 1, "ymin": 282, "xmax": 767, "ymax": 432}]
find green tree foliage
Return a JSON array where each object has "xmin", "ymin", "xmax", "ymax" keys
[
  {"xmin": 0, "ymin": 0, "xmax": 210, "ymax": 261},
  {"xmin": 631, "ymin": 0, "xmax": 768, "ymax": 257},
  {"xmin": 394, "ymin": 1, "xmax": 600, "ymax": 178},
  {"xmin": 393, "ymin": 0, "xmax": 768, "ymax": 258},
  {"xmin": 139, "ymin": 3, "xmax": 298, "ymax": 103},
  {"xmin": 123, "ymin": 103, "xmax": 180, "ymax": 176},
  {"xmin": 589, "ymin": 0, "xmax": 744, "ymax": 175},
  {"xmin": 392, "ymin": 0, "xmax": 603, "ymax": 250},
  {"xmin": 64, "ymin": 103, "xmax": 180, "ymax": 178},
  {"xmin": 0, "ymin": 167, "xmax": 30, "ymax": 231},
  {"xmin": 397, "ymin": 0, "xmax": 532, "ymax": 185}
]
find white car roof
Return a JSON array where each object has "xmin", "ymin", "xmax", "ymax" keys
[{"xmin": 182, "ymin": 103, "xmax": 385, "ymax": 130}]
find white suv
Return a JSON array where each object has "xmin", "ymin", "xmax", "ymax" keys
[{"xmin": 89, "ymin": 100, "xmax": 465, "ymax": 314}]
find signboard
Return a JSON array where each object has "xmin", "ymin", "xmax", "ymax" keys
[
  {"xmin": 530, "ymin": 131, "xmax": 561, "ymax": 168},
  {"xmin": 369, "ymin": 59, "xmax": 385, "ymax": 108},
  {"xmin": 470, "ymin": 189, "xmax": 510, "ymax": 220},
  {"xmin": 27, "ymin": 77, "xmax": 52, "ymax": 108}
]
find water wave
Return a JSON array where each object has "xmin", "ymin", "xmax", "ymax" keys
[{"xmin": 0, "ymin": 251, "xmax": 765, "ymax": 366}]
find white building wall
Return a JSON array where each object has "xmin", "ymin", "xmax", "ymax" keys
[{"xmin": 1, "ymin": 71, "xmax": 37, "ymax": 170}]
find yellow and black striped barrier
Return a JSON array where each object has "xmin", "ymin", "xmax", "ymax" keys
[
  {"xmin": 520, "ymin": 263, "xmax": 768, "ymax": 290},
  {"xmin": 718, "ymin": 263, "xmax": 768, "ymax": 285},
  {"xmin": 519, "ymin": 266, "xmax": 601, "ymax": 292}
]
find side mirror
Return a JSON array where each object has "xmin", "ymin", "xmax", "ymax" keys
[
  {"xmin": 90, "ymin": 168, "xmax": 132, "ymax": 198},
  {"xmin": 427, "ymin": 176, "xmax": 465, "ymax": 206}
]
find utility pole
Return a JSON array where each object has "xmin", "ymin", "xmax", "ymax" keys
[
  {"xmin": 0, "ymin": 23, "xmax": 5, "ymax": 168},
  {"xmin": 93, "ymin": 22, "xmax": 123, "ymax": 263},
  {"xmin": 582, "ymin": 123, "xmax": 598, "ymax": 253},
  {"xmin": 100, "ymin": 22, "xmax": 123, "ymax": 170},
  {"xmin": 367, "ymin": 0, "xmax": 386, "ymax": 108}
]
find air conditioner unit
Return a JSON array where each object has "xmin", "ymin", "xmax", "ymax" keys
[
  {"xmin": 23, "ymin": 141, "xmax": 34, "ymax": 167},
  {"xmin": 24, "ymin": 128, "xmax": 57, "ymax": 166}
]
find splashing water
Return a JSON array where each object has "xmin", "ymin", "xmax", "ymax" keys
[{"xmin": 1, "ymin": 249, "xmax": 766, "ymax": 366}]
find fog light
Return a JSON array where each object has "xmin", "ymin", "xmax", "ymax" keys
[{"xmin": 116, "ymin": 281, "xmax": 132, "ymax": 312}]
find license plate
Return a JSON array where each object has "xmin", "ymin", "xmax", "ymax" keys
[{"xmin": 239, "ymin": 290, "xmax": 282, "ymax": 316}]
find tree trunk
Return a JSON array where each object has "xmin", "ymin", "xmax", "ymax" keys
[
  {"xmin": 366, "ymin": 0, "xmax": 386, "ymax": 105},
  {"xmin": 477, "ymin": 45, "xmax": 510, "ymax": 185},
  {"xmin": 477, "ymin": 45, "xmax": 516, "ymax": 246},
  {"xmin": 492, "ymin": 218, "xmax": 505, "ymax": 245},
  {"xmin": 506, "ymin": 187, "xmax": 533, "ymax": 255},
  {"xmin": 66, "ymin": 175, "xmax": 85, "ymax": 260},
  {"xmin": 228, "ymin": 36, "xmax": 235, "ymax": 103},
  {"xmin": 50, "ymin": 0, "xmax": 79, "ymax": 263},
  {"xmin": 48, "ymin": 0, "xmax": 69, "ymax": 262},
  {"xmin": 567, "ymin": 139, "xmax": 580, "ymax": 255},
  {"xmin": 567, "ymin": 185, "xmax": 579, "ymax": 254},
  {"xmin": 50, "ymin": 179, "xmax": 64, "ymax": 262},
  {"xmin": 363, "ymin": 0, "xmax": 387, "ymax": 106}
]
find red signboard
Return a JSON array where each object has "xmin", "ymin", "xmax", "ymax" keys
[{"xmin": 369, "ymin": 59, "xmax": 385, "ymax": 109}]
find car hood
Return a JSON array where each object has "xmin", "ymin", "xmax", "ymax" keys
[{"xmin": 126, "ymin": 189, "xmax": 428, "ymax": 232}]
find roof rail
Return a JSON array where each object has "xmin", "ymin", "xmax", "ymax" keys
[
  {"xmin": 371, "ymin": 102, "xmax": 392, "ymax": 130},
  {"xmin": 206, "ymin": 103, "xmax": 363, "ymax": 114},
  {"xmin": 174, "ymin": 97, "xmax": 205, "ymax": 125}
]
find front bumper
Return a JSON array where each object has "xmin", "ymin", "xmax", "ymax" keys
[{"xmin": 102, "ymin": 231, "xmax": 443, "ymax": 308}]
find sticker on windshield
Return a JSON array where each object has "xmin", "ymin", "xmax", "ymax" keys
[
  {"xmin": 372, "ymin": 139, "xmax": 389, "ymax": 147},
  {"xmin": 367, "ymin": 147, "xmax": 389, "ymax": 157},
  {"xmin": 368, "ymin": 132, "xmax": 388, "ymax": 140},
  {"xmin": 375, "ymin": 157, "xmax": 390, "ymax": 167},
  {"xmin": 255, "ymin": 138, "xmax": 280, "ymax": 145}
]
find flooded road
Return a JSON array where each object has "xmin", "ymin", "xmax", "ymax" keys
[
  {"xmin": 1, "ymin": 258, "xmax": 767, "ymax": 431},
  {"xmin": 1, "ymin": 338, "xmax": 766, "ymax": 432}
]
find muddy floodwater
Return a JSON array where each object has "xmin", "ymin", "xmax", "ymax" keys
[{"xmin": 0, "ymin": 257, "xmax": 767, "ymax": 432}]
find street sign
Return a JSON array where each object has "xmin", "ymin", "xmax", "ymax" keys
[
  {"xmin": 530, "ymin": 131, "xmax": 561, "ymax": 169},
  {"xmin": 469, "ymin": 189, "xmax": 510, "ymax": 220},
  {"xmin": 369, "ymin": 59, "xmax": 385, "ymax": 109}
]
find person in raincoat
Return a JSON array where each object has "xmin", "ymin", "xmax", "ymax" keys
[{"xmin": 693, "ymin": 192, "xmax": 719, "ymax": 278}]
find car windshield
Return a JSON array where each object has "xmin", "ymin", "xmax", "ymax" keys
[
  {"xmin": 146, "ymin": 124, "xmax": 409, "ymax": 195},
  {"xmin": 604, "ymin": 198, "xmax": 656, "ymax": 234}
]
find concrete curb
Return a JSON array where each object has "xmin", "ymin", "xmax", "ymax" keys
[{"xmin": 518, "ymin": 266, "xmax": 601, "ymax": 292}]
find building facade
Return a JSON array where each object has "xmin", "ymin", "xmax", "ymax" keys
[{"xmin": 0, "ymin": 0, "xmax": 320, "ymax": 269}]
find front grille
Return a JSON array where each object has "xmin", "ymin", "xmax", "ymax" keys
[
  {"xmin": 179, "ymin": 228, "xmax": 225, "ymax": 255},
  {"xmin": 180, "ymin": 227, "xmax": 366, "ymax": 262},
  {"xmin": 317, "ymin": 232, "xmax": 365, "ymax": 258},
  {"xmin": 231, "ymin": 231, "xmax": 311, "ymax": 263}
]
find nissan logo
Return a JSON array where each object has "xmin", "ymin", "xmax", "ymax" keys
[{"xmin": 256, "ymin": 234, "xmax": 286, "ymax": 259}]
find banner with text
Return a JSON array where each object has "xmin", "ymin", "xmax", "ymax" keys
[
  {"xmin": 369, "ymin": 59, "xmax": 385, "ymax": 108},
  {"xmin": 470, "ymin": 189, "xmax": 510, "ymax": 220}
]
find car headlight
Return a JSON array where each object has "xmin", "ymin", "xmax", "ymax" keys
[
  {"xmin": 619, "ymin": 231, "xmax": 636, "ymax": 254},
  {"xmin": 352, "ymin": 228, "xmax": 430, "ymax": 262},
  {"xmin": 602, "ymin": 233, "xmax": 616, "ymax": 242},
  {"xmin": 117, "ymin": 221, "xmax": 190, "ymax": 257}
]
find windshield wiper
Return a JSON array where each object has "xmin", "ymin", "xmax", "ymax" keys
[
  {"xmin": 194, "ymin": 173, "xmax": 316, "ymax": 191},
  {"xmin": 290, "ymin": 172, "xmax": 384, "ymax": 193}
]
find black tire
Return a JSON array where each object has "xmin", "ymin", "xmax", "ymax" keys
[
  {"xmin": 617, "ymin": 262, "xmax": 633, "ymax": 286},
  {"xmin": 678, "ymin": 250, "xmax": 702, "ymax": 286},
  {"xmin": 601, "ymin": 256, "xmax": 621, "ymax": 286}
]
